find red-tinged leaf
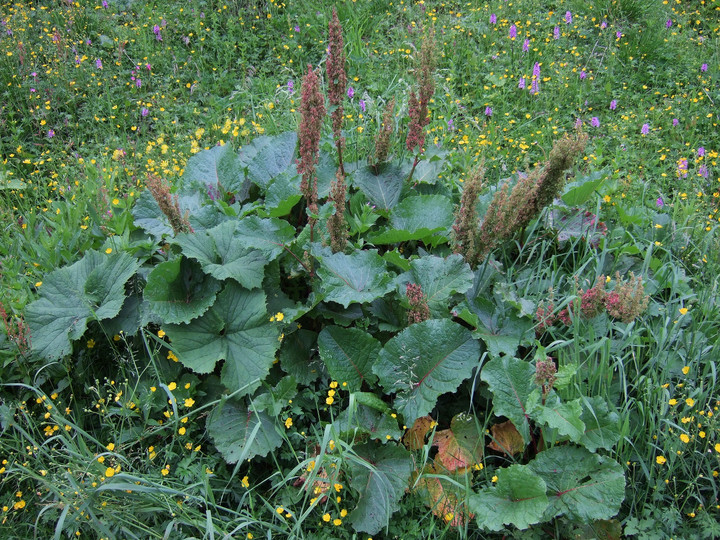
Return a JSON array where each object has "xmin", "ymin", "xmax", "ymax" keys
[
  {"xmin": 403, "ymin": 415, "xmax": 436, "ymax": 450},
  {"xmin": 414, "ymin": 465, "xmax": 474, "ymax": 526},
  {"xmin": 488, "ymin": 420, "xmax": 526, "ymax": 457},
  {"xmin": 432, "ymin": 413, "xmax": 483, "ymax": 472}
]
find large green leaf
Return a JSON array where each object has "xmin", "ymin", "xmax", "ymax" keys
[
  {"xmin": 397, "ymin": 254, "xmax": 474, "ymax": 317},
  {"xmin": 26, "ymin": 251, "xmax": 140, "ymax": 360},
  {"xmin": 175, "ymin": 221, "xmax": 268, "ymax": 289},
  {"xmin": 265, "ymin": 168, "xmax": 302, "ymax": 217},
  {"xmin": 317, "ymin": 326, "xmax": 380, "ymax": 392},
  {"xmin": 373, "ymin": 319, "xmax": 480, "ymax": 425},
  {"xmin": 528, "ymin": 446, "xmax": 625, "ymax": 521},
  {"xmin": 369, "ymin": 195, "xmax": 454, "ymax": 245},
  {"xmin": 279, "ymin": 329, "xmax": 326, "ymax": 384},
  {"xmin": 240, "ymin": 131, "xmax": 297, "ymax": 189},
  {"xmin": 412, "ymin": 146, "xmax": 449, "ymax": 184},
  {"xmin": 163, "ymin": 283, "xmax": 280, "ymax": 396},
  {"xmin": 579, "ymin": 397, "xmax": 621, "ymax": 452},
  {"xmin": 480, "ymin": 356, "xmax": 535, "ymax": 444},
  {"xmin": 347, "ymin": 442, "xmax": 414, "ymax": 535},
  {"xmin": 207, "ymin": 400, "xmax": 282, "ymax": 463},
  {"xmin": 561, "ymin": 169, "xmax": 608, "ymax": 206},
  {"xmin": 352, "ymin": 162, "xmax": 406, "ymax": 210},
  {"xmin": 182, "ymin": 143, "xmax": 249, "ymax": 198},
  {"xmin": 528, "ymin": 392, "xmax": 585, "ymax": 443},
  {"xmin": 131, "ymin": 189, "xmax": 202, "ymax": 240},
  {"xmin": 469, "ymin": 464, "xmax": 548, "ymax": 531},
  {"xmin": 233, "ymin": 216, "xmax": 296, "ymax": 260},
  {"xmin": 144, "ymin": 257, "xmax": 221, "ymax": 324},
  {"xmin": 315, "ymin": 248, "xmax": 395, "ymax": 307},
  {"xmin": 332, "ymin": 404, "xmax": 402, "ymax": 443},
  {"xmin": 459, "ymin": 295, "xmax": 533, "ymax": 357}
]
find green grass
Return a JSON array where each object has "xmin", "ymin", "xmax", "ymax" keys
[{"xmin": 1, "ymin": 0, "xmax": 719, "ymax": 538}]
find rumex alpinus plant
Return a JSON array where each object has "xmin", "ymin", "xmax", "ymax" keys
[
  {"xmin": 470, "ymin": 130, "xmax": 588, "ymax": 260},
  {"xmin": 452, "ymin": 165, "xmax": 484, "ymax": 267},
  {"xmin": 146, "ymin": 173, "xmax": 193, "ymax": 234},
  {"xmin": 13, "ymin": 8, "xmax": 657, "ymax": 539},
  {"xmin": 373, "ymin": 98, "xmax": 395, "ymax": 170},
  {"xmin": 298, "ymin": 64, "xmax": 325, "ymax": 240},
  {"xmin": 406, "ymin": 28, "xmax": 436, "ymax": 182},
  {"xmin": 536, "ymin": 273, "xmax": 648, "ymax": 330},
  {"xmin": 604, "ymin": 272, "xmax": 649, "ymax": 323},
  {"xmin": 326, "ymin": 6, "xmax": 347, "ymax": 175}
]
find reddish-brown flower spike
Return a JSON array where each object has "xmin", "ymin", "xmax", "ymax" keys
[
  {"xmin": 297, "ymin": 65, "xmax": 325, "ymax": 205},
  {"xmin": 406, "ymin": 283, "xmax": 430, "ymax": 324},
  {"xmin": 374, "ymin": 98, "xmax": 395, "ymax": 167},
  {"xmin": 328, "ymin": 168, "xmax": 348, "ymax": 253},
  {"xmin": 406, "ymin": 90, "xmax": 424, "ymax": 153},
  {"xmin": 146, "ymin": 173, "xmax": 193, "ymax": 235},
  {"xmin": 327, "ymin": 7, "xmax": 347, "ymax": 141}
]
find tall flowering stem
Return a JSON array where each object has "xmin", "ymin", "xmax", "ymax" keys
[
  {"xmin": 406, "ymin": 283, "xmax": 430, "ymax": 324},
  {"xmin": 327, "ymin": 7, "xmax": 347, "ymax": 176},
  {"xmin": 297, "ymin": 64, "xmax": 326, "ymax": 243},
  {"xmin": 452, "ymin": 164, "xmax": 484, "ymax": 267},
  {"xmin": 0, "ymin": 301, "xmax": 30, "ymax": 356},
  {"xmin": 475, "ymin": 131, "xmax": 587, "ymax": 258},
  {"xmin": 405, "ymin": 27, "xmax": 436, "ymax": 183},
  {"xmin": 373, "ymin": 98, "xmax": 395, "ymax": 171},
  {"xmin": 146, "ymin": 173, "xmax": 193, "ymax": 235},
  {"xmin": 328, "ymin": 168, "xmax": 348, "ymax": 253},
  {"xmin": 604, "ymin": 272, "xmax": 649, "ymax": 323}
]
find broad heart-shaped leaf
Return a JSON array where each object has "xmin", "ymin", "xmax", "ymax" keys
[
  {"xmin": 240, "ymin": 131, "xmax": 297, "ymax": 189},
  {"xmin": 373, "ymin": 319, "xmax": 480, "ymax": 425},
  {"xmin": 265, "ymin": 167, "xmax": 302, "ymax": 217},
  {"xmin": 561, "ymin": 168, "xmax": 608, "ymax": 206},
  {"xmin": 412, "ymin": 145, "xmax": 449, "ymax": 184},
  {"xmin": 396, "ymin": 254, "xmax": 474, "ymax": 318},
  {"xmin": 26, "ymin": 251, "xmax": 139, "ymax": 360},
  {"xmin": 347, "ymin": 442, "xmax": 414, "ymax": 535},
  {"xmin": 432, "ymin": 413, "xmax": 483, "ymax": 472},
  {"xmin": 182, "ymin": 143, "xmax": 249, "ymax": 199},
  {"xmin": 332, "ymin": 404, "xmax": 402, "ymax": 443},
  {"xmin": 351, "ymin": 162, "xmax": 407, "ymax": 211},
  {"xmin": 529, "ymin": 392, "xmax": 585, "ymax": 443},
  {"xmin": 369, "ymin": 195, "xmax": 454, "ymax": 245},
  {"xmin": 174, "ymin": 221, "xmax": 268, "ymax": 289},
  {"xmin": 480, "ymin": 356, "xmax": 535, "ymax": 444},
  {"xmin": 131, "ymin": 189, "xmax": 202, "ymax": 241},
  {"xmin": 488, "ymin": 420, "xmax": 526, "ymax": 457},
  {"xmin": 314, "ymin": 248, "xmax": 395, "ymax": 308},
  {"xmin": 206, "ymin": 400, "xmax": 282, "ymax": 463},
  {"xmin": 460, "ymin": 295, "xmax": 533, "ymax": 357},
  {"xmin": 279, "ymin": 329, "xmax": 326, "ymax": 384},
  {"xmin": 233, "ymin": 216, "xmax": 296, "ymax": 261},
  {"xmin": 469, "ymin": 464, "xmax": 548, "ymax": 531},
  {"xmin": 144, "ymin": 257, "xmax": 221, "ymax": 324},
  {"xmin": 528, "ymin": 445, "xmax": 625, "ymax": 522},
  {"xmin": 317, "ymin": 326, "xmax": 380, "ymax": 392},
  {"xmin": 163, "ymin": 283, "xmax": 280, "ymax": 396},
  {"xmin": 578, "ymin": 397, "xmax": 621, "ymax": 452}
]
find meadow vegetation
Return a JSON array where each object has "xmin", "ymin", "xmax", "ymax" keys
[{"xmin": 0, "ymin": 0, "xmax": 719, "ymax": 538}]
